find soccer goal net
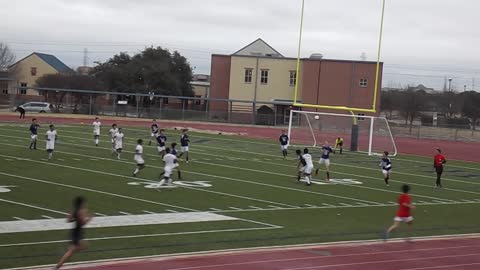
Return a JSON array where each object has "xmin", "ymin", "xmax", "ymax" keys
[{"xmin": 287, "ymin": 110, "xmax": 397, "ymax": 156}]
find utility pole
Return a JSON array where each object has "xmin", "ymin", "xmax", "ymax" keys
[
  {"xmin": 83, "ymin": 48, "xmax": 88, "ymax": 66},
  {"xmin": 448, "ymin": 78, "xmax": 453, "ymax": 92}
]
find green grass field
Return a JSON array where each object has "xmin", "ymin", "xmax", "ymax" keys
[{"xmin": 0, "ymin": 123, "xmax": 479, "ymax": 269}]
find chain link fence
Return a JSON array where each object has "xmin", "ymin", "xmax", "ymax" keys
[{"xmin": 1, "ymin": 86, "xmax": 479, "ymax": 143}]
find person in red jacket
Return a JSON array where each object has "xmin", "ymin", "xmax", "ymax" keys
[
  {"xmin": 433, "ymin": 148, "xmax": 447, "ymax": 188},
  {"xmin": 384, "ymin": 184, "xmax": 415, "ymax": 240}
]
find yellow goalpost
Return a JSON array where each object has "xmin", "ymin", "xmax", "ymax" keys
[{"xmin": 293, "ymin": 0, "xmax": 387, "ymax": 114}]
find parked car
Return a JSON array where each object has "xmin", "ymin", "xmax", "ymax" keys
[{"xmin": 13, "ymin": 102, "xmax": 53, "ymax": 113}]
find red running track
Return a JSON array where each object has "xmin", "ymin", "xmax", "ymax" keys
[
  {"xmin": 63, "ymin": 236, "xmax": 480, "ymax": 270},
  {"xmin": 1, "ymin": 114, "xmax": 480, "ymax": 162}
]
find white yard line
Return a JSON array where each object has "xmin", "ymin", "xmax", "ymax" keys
[
  {"xmin": 0, "ymin": 141, "xmax": 374, "ymax": 207},
  {"xmin": 0, "ymin": 140, "xmax": 300, "ymax": 209},
  {"xmin": 0, "ymin": 226, "xmax": 281, "ymax": 248},
  {"xmin": 41, "ymin": 215, "xmax": 54, "ymax": 219},
  {"xmin": 0, "ymin": 198, "xmax": 67, "ymax": 215},
  {"xmin": 4, "ymin": 125, "xmax": 480, "ymax": 171},
  {"xmin": 12, "ymin": 217, "xmax": 25, "ymax": 221},
  {"xmin": 24, "ymin": 132, "xmax": 478, "ymax": 198},
  {"xmin": 0, "ymin": 172, "xmax": 197, "ymax": 212}
]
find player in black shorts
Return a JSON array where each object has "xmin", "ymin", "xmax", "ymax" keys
[{"xmin": 54, "ymin": 196, "xmax": 91, "ymax": 269}]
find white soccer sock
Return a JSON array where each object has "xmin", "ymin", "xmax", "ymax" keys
[
  {"xmin": 48, "ymin": 152, "xmax": 52, "ymax": 159},
  {"xmin": 95, "ymin": 139, "xmax": 99, "ymax": 145},
  {"xmin": 134, "ymin": 168, "xmax": 139, "ymax": 174},
  {"xmin": 158, "ymin": 179, "xmax": 166, "ymax": 186},
  {"xmin": 167, "ymin": 177, "xmax": 172, "ymax": 185},
  {"xmin": 305, "ymin": 175, "xmax": 311, "ymax": 184}
]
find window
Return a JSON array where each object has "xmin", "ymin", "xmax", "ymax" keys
[
  {"xmin": 260, "ymin": 69, "xmax": 269, "ymax": 84},
  {"xmin": 244, "ymin": 69, "xmax": 253, "ymax": 83},
  {"xmin": 289, "ymin": 71, "xmax": 296, "ymax": 86},
  {"xmin": 359, "ymin": 78, "xmax": 368, "ymax": 87},
  {"xmin": 194, "ymin": 95, "xmax": 201, "ymax": 105},
  {"xmin": 163, "ymin": 98, "xmax": 169, "ymax": 105},
  {"xmin": 0, "ymin": 81, "xmax": 8, "ymax": 94},
  {"xmin": 20, "ymin": 83, "xmax": 27, "ymax": 95},
  {"xmin": 357, "ymin": 113, "xmax": 365, "ymax": 121},
  {"xmin": 31, "ymin": 67, "xmax": 37, "ymax": 76}
]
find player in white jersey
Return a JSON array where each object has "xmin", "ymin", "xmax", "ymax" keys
[
  {"xmin": 114, "ymin": 128, "xmax": 124, "ymax": 160},
  {"xmin": 302, "ymin": 148, "xmax": 314, "ymax": 186},
  {"xmin": 133, "ymin": 139, "xmax": 146, "ymax": 177},
  {"xmin": 108, "ymin": 124, "xmax": 118, "ymax": 155},
  {"xmin": 158, "ymin": 148, "xmax": 178, "ymax": 189},
  {"xmin": 92, "ymin": 117, "xmax": 101, "ymax": 146},
  {"xmin": 45, "ymin": 125, "xmax": 57, "ymax": 160}
]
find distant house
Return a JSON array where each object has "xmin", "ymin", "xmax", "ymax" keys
[
  {"xmin": 8, "ymin": 52, "xmax": 73, "ymax": 95},
  {"xmin": 0, "ymin": 71, "xmax": 11, "ymax": 95},
  {"xmin": 190, "ymin": 74, "xmax": 210, "ymax": 105}
]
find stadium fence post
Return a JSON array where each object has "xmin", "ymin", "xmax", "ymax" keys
[{"xmin": 368, "ymin": 116, "xmax": 374, "ymax": 155}]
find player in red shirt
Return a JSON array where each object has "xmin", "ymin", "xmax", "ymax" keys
[
  {"xmin": 384, "ymin": 184, "xmax": 415, "ymax": 240},
  {"xmin": 433, "ymin": 148, "xmax": 447, "ymax": 188}
]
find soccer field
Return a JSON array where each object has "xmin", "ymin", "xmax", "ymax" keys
[{"xmin": 0, "ymin": 122, "xmax": 479, "ymax": 269}]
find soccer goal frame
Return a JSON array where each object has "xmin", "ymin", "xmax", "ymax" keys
[{"xmin": 287, "ymin": 110, "xmax": 398, "ymax": 157}]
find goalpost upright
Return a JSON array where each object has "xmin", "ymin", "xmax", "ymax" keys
[{"xmin": 288, "ymin": 0, "xmax": 390, "ymax": 156}]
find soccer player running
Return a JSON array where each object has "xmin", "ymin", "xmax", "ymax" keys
[
  {"xmin": 108, "ymin": 124, "xmax": 118, "ymax": 156},
  {"xmin": 46, "ymin": 124, "xmax": 57, "ymax": 160},
  {"xmin": 133, "ymin": 139, "xmax": 146, "ymax": 177},
  {"xmin": 92, "ymin": 117, "xmax": 101, "ymax": 146},
  {"xmin": 433, "ymin": 148, "xmax": 447, "ymax": 188},
  {"xmin": 156, "ymin": 129, "xmax": 167, "ymax": 157},
  {"xmin": 279, "ymin": 130, "xmax": 289, "ymax": 159},
  {"xmin": 149, "ymin": 119, "xmax": 159, "ymax": 146},
  {"xmin": 296, "ymin": 149, "xmax": 307, "ymax": 182},
  {"xmin": 114, "ymin": 128, "xmax": 124, "ymax": 160},
  {"xmin": 29, "ymin": 118, "xmax": 40, "ymax": 150},
  {"xmin": 384, "ymin": 184, "xmax": 415, "ymax": 241},
  {"xmin": 15, "ymin": 105, "xmax": 26, "ymax": 119},
  {"xmin": 158, "ymin": 148, "xmax": 178, "ymax": 189},
  {"xmin": 178, "ymin": 129, "xmax": 190, "ymax": 163},
  {"xmin": 302, "ymin": 148, "xmax": 314, "ymax": 186},
  {"xmin": 171, "ymin": 142, "xmax": 182, "ymax": 179},
  {"xmin": 334, "ymin": 137, "xmax": 344, "ymax": 154},
  {"xmin": 380, "ymin": 151, "xmax": 392, "ymax": 186},
  {"xmin": 316, "ymin": 141, "xmax": 333, "ymax": 181},
  {"xmin": 54, "ymin": 196, "xmax": 92, "ymax": 269}
]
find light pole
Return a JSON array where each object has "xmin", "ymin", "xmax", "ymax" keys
[
  {"xmin": 448, "ymin": 78, "xmax": 453, "ymax": 92},
  {"xmin": 464, "ymin": 84, "xmax": 467, "ymax": 92}
]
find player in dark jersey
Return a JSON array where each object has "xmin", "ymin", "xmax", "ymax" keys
[
  {"xmin": 171, "ymin": 142, "xmax": 182, "ymax": 179},
  {"xmin": 15, "ymin": 105, "xmax": 25, "ymax": 119},
  {"xmin": 149, "ymin": 120, "xmax": 159, "ymax": 146},
  {"xmin": 54, "ymin": 196, "xmax": 92, "ymax": 269},
  {"xmin": 156, "ymin": 129, "xmax": 167, "ymax": 157},
  {"xmin": 315, "ymin": 141, "xmax": 333, "ymax": 181},
  {"xmin": 29, "ymin": 118, "xmax": 40, "ymax": 150},
  {"xmin": 279, "ymin": 130, "xmax": 289, "ymax": 159},
  {"xmin": 178, "ymin": 129, "xmax": 190, "ymax": 163},
  {"xmin": 380, "ymin": 151, "xmax": 392, "ymax": 186},
  {"xmin": 296, "ymin": 149, "xmax": 307, "ymax": 182}
]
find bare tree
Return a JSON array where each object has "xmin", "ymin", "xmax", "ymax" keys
[{"xmin": 0, "ymin": 43, "xmax": 15, "ymax": 70}]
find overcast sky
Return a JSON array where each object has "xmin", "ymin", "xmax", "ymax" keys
[{"xmin": 2, "ymin": 0, "xmax": 480, "ymax": 90}]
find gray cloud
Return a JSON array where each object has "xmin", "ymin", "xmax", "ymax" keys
[{"xmin": 1, "ymin": 0, "xmax": 479, "ymax": 90}]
